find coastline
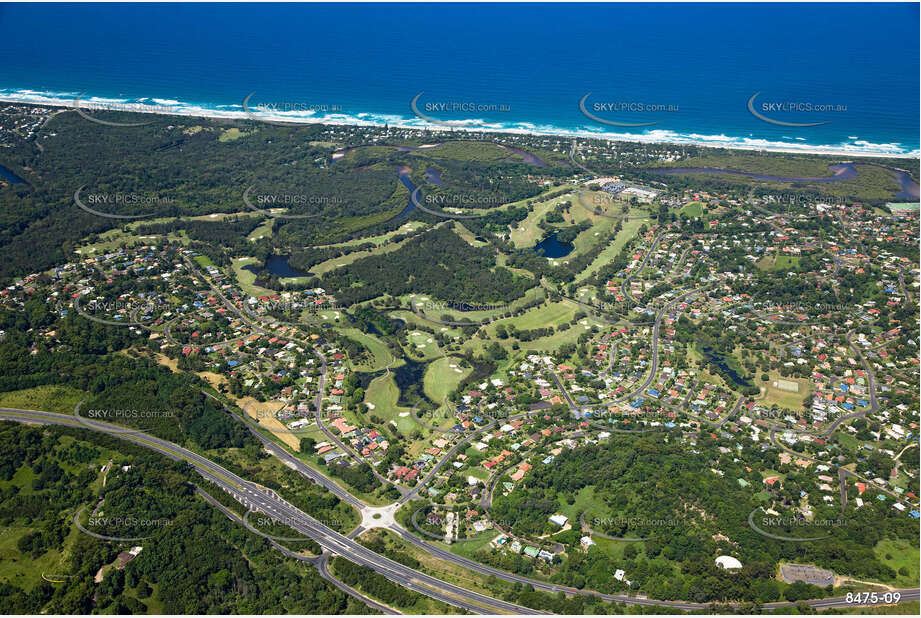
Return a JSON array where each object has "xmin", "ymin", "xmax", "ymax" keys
[{"xmin": 2, "ymin": 90, "xmax": 918, "ymax": 160}]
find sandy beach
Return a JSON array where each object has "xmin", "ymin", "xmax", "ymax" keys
[{"xmin": 1, "ymin": 92, "xmax": 918, "ymax": 160}]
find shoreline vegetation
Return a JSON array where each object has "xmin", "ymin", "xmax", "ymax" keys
[{"xmin": 1, "ymin": 93, "xmax": 917, "ymax": 160}]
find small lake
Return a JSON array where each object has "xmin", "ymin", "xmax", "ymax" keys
[
  {"xmin": 244, "ymin": 255, "xmax": 311, "ymax": 279},
  {"xmin": 701, "ymin": 346, "xmax": 752, "ymax": 388},
  {"xmin": 0, "ymin": 164, "xmax": 26, "ymax": 184},
  {"xmin": 534, "ymin": 232, "xmax": 574, "ymax": 258}
]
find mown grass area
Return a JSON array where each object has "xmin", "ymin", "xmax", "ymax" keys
[
  {"xmin": 467, "ymin": 300, "xmax": 590, "ymax": 356},
  {"xmin": 508, "ymin": 192, "xmax": 577, "ymax": 248},
  {"xmin": 775, "ymin": 255, "xmax": 801, "ymax": 269},
  {"xmin": 310, "ymin": 230, "xmax": 420, "ymax": 276},
  {"xmin": 388, "ymin": 309, "xmax": 466, "ymax": 342},
  {"xmin": 574, "ymin": 216, "xmax": 648, "ymax": 284},
  {"xmin": 364, "ymin": 373, "xmax": 415, "ymax": 435},
  {"xmin": 679, "ymin": 201, "xmax": 704, "ymax": 217},
  {"xmin": 313, "ymin": 221, "xmax": 426, "ymax": 249},
  {"xmin": 486, "ymin": 300, "xmax": 574, "ymax": 334},
  {"xmin": 247, "ymin": 219, "xmax": 273, "ymax": 242},
  {"xmin": 452, "ymin": 222, "xmax": 489, "ymax": 247},
  {"xmin": 0, "ymin": 384, "xmax": 87, "ymax": 414},
  {"xmin": 759, "ymin": 369, "xmax": 810, "ymax": 411},
  {"xmin": 340, "ymin": 327, "xmax": 396, "ymax": 372},
  {"xmin": 570, "ymin": 216, "xmax": 618, "ymax": 258},
  {"xmin": 74, "ymin": 211, "xmax": 261, "ymax": 259},
  {"xmin": 231, "ymin": 256, "xmax": 274, "ymax": 297},
  {"xmin": 402, "ymin": 285, "xmax": 544, "ymax": 330},
  {"xmin": 443, "ymin": 528, "xmax": 501, "ymax": 561},
  {"xmin": 74, "ymin": 227, "xmax": 186, "ymax": 256},
  {"xmin": 193, "ymin": 254, "xmax": 215, "ymax": 267},
  {"xmin": 423, "ymin": 356, "xmax": 471, "ymax": 403},
  {"xmin": 405, "ymin": 330, "xmax": 442, "ymax": 361},
  {"xmin": 833, "ymin": 430, "xmax": 859, "ymax": 453}
]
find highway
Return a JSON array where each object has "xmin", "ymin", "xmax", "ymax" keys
[
  {"xmin": 5, "ymin": 395, "xmax": 918, "ymax": 613},
  {"xmin": 50, "ymin": 259, "xmax": 918, "ymax": 614},
  {"xmin": 0, "ymin": 407, "xmax": 545, "ymax": 615},
  {"xmin": 192, "ymin": 484, "xmax": 400, "ymax": 614}
]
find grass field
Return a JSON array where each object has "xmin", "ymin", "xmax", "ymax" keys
[
  {"xmin": 874, "ymin": 539, "xmax": 920, "ymax": 588},
  {"xmin": 760, "ymin": 370, "xmax": 810, "ymax": 410},
  {"xmin": 423, "ymin": 356, "xmax": 471, "ymax": 403},
  {"xmin": 574, "ymin": 216, "xmax": 648, "ymax": 284},
  {"xmin": 560, "ymin": 218, "xmax": 620, "ymax": 270},
  {"xmin": 443, "ymin": 528, "xmax": 501, "ymax": 561},
  {"xmin": 758, "ymin": 254, "xmax": 802, "ymax": 272},
  {"xmin": 0, "ymin": 384, "xmax": 87, "ymax": 414},
  {"xmin": 239, "ymin": 396, "xmax": 303, "ymax": 450},
  {"xmin": 556, "ymin": 486, "xmax": 612, "ymax": 523},
  {"xmin": 313, "ymin": 221, "xmax": 426, "ymax": 249},
  {"xmin": 0, "ymin": 522, "xmax": 74, "ymax": 590},
  {"xmin": 364, "ymin": 373, "xmax": 415, "ymax": 435},
  {"xmin": 452, "ymin": 222, "xmax": 489, "ymax": 247},
  {"xmin": 679, "ymin": 201, "xmax": 704, "ymax": 217},
  {"xmin": 231, "ymin": 256, "xmax": 274, "ymax": 297},
  {"xmin": 389, "ymin": 309, "xmax": 466, "ymax": 341},
  {"xmin": 508, "ymin": 192, "xmax": 577, "ymax": 248},
  {"xmin": 403, "ymin": 287, "xmax": 545, "ymax": 329},
  {"xmin": 340, "ymin": 327, "xmax": 396, "ymax": 372},
  {"xmin": 469, "ymin": 300, "xmax": 586, "ymax": 355},
  {"xmin": 218, "ymin": 127, "xmax": 252, "ymax": 142},
  {"xmin": 406, "ymin": 330, "xmax": 442, "ymax": 361},
  {"xmin": 310, "ymin": 230, "xmax": 420, "ymax": 276},
  {"xmin": 247, "ymin": 219, "xmax": 273, "ymax": 242},
  {"xmin": 193, "ymin": 254, "xmax": 215, "ymax": 267}
]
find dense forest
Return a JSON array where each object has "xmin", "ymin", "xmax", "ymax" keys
[
  {"xmin": 315, "ymin": 226, "xmax": 536, "ymax": 305},
  {"xmin": 0, "ymin": 297, "xmax": 251, "ymax": 450},
  {"xmin": 0, "ymin": 422, "xmax": 371, "ymax": 615},
  {"xmin": 489, "ymin": 432, "xmax": 913, "ymax": 602}
]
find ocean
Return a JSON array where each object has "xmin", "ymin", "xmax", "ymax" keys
[{"xmin": 0, "ymin": 2, "xmax": 918, "ymax": 156}]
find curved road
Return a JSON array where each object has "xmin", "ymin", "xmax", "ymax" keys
[{"xmin": 0, "ymin": 407, "xmax": 543, "ymax": 615}]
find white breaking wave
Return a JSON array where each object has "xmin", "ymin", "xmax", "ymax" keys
[{"xmin": 0, "ymin": 87, "xmax": 917, "ymax": 158}]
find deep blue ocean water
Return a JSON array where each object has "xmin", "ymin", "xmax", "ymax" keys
[{"xmin": 0, "ymin": 2, "xmax": 918, "ymax": 156}]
